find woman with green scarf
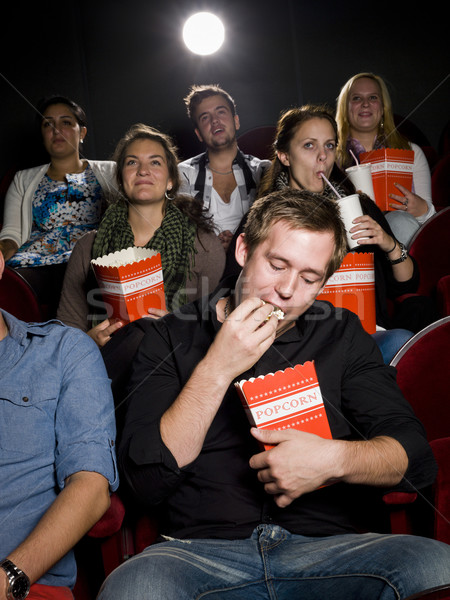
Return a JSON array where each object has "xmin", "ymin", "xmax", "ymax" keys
[{"xmin": 57, "ymin": 124, "xmax": 225, "ymax": 347}]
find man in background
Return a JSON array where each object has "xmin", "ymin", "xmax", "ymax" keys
[{"xmin": 178, "ymin": 84, "xmax": 270, "ymax": 250}]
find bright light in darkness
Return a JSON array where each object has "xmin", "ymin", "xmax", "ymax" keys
[{"xmin": 183, "ymin": 12, "xmax": 225, "ymax": 55}]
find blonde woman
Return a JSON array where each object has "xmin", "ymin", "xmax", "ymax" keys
[{"xmin": 336, "ymin": 73, "xmax": 435, "ymax": 245}]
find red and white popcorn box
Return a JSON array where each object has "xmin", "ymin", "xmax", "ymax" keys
[
  {"xmin": 235, "ymin": 361, "xmax": 332, "ymax": 450},
  {"xmin": 316, "ymin": 252, "xmax": 376, "ymax": 334},
  {"xmin": 91, "ymin": 247, "xmax": 166, "ymax": 324},
  {"xmin": 360, "ymin": 148, "xmax": 414, "ymax": 212}
]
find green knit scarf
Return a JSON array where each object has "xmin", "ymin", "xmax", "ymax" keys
[{"xmin": 92, "ymin": 201, "xmax": 196, "ymax": 310}]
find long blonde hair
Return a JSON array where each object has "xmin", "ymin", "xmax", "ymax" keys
[{"xmin": 335, "ymin": 72, "xmax": 409, "ymax": 168}]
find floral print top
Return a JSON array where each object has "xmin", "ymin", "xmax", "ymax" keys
[{"xmin": 8, "ymin": 165, "xmax": 105, "ymax": 267}]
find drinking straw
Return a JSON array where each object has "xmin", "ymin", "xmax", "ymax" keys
[
  {"xmin": 349, "ymin": 149, "xmax": 359, "ymax": 165},
  {"xmin": 320, "ymin": 173, "xmax": 341, "ymax": 199}
]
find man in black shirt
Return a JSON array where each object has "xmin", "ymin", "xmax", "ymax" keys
[{"xmin": 99, "ymin": 189, "xmax": 450, "ymax": 600}]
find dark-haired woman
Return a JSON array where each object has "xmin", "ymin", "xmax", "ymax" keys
[
  {"xmin": 0, "ymin": 95, "xmax": 116, "ymax": 314},
  {"xmin": 57, "ymin": 124, "xmax": 225, "ymax": 347},
  {"xmin": 227, "ymin": 105, "xmax": 434, "ymax": 363}
]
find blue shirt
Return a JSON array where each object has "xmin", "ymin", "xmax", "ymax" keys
[{"xmin": 0, "ymin": 311, "xmax": 118, "ymax": 588}]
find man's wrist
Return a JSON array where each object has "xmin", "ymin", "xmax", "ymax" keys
[
  {"xmin": 195, "ymin": 351, "xmax": 234, "ymax": 391},
  {"xmin": 0, "ymin": 560, "xmax": 30, "ymax": 600},
  {"xmin": 0, "ymin": 568, "xmax": 7, "ymax": 600}
]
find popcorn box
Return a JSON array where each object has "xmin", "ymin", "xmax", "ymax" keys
[
  {"xmin": 360, "ymin": 148, "xmax": 414, "ymax": 211},
  {"xmin": 235, "ymin": 361, "xmax": 331, "ymax": 451},
  {"xmin": 316, "ymin": 252, "xmax": 376, "ymax": 334},
  {"xmin": 91, "ymin": 247, "xmax": 166, "ymax": 324}
]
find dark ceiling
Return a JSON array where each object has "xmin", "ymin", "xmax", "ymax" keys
[{"xmin": 1, "ymin": 0, "xmax": 448, "ymax": 174}]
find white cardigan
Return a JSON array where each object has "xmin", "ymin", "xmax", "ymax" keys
[
  {"xmin": 0, "ymin": 160, "xmax": 117, "ymax": 247},
  {"xmin": 410, "ymin": 143, "xmax": 435, "ymax": 225}
]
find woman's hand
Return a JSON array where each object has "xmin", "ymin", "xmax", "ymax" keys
[
  {"xmin": 349, "ymin": 214, "xmax": 395, "ymax": 252},
  {"xmin": 87, "ymin": 308, "xmax": 168, "ymax": 348},
  {"xmin": 87, "ymin": 318, "xmax": 124, "ymax": 347},
  {"xmin": 389, "ymin": 182, "xmax": 428, "ymax": 218},
  {"xmin": 218, "ymin": 230, "xmax": 234, "ymax": 251},
  {"xmin": 351, "ymin": 214, "xmax": 414, "ymax": 281}
]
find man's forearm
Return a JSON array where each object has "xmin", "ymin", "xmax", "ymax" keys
[
  {"xmin": 250, "ymin": 430, "xmax": 410, "ymax": 508},
  {"xmin": 6, "ymin": 471, "xmax": 110, "ymax": 586},
  {"xmin": 160, "ymin": 353, "xmax": 232, "ymax": 468},
  {"xmin": 160, "ymin": 297, "xmax": 278, "ymax": 469},
  {"xmin": 339, "ymin": 436, "xmax": 409, "ymax": 487}
]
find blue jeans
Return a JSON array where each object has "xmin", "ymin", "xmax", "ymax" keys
[
  {"xmin": 97, "ymin": 526, "xmax": 450, "ymax": 599},
  {"xmin": 372, "ymin": 329, "xmax": 413, "ymax": 364}
]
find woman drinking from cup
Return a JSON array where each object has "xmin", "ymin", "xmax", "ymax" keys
[{"xmin": 226, "ymin": 105, "xmax": 433, "ymax": 363}]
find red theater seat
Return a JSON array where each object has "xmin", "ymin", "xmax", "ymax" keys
[{"xmin": 384, "ymin": 317, "xmax": 450, "ymax": 545}]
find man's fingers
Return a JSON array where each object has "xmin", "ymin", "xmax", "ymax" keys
[
  {"xmin": 146, "ymin": 307, "xmax": 169, "ymax": 319},
  {"xmin": 225, "ymin": 297, "xmax": 267, "ymax": 322}
]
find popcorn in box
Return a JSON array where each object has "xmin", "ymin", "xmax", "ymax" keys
[
  {"xmin": 91, "ymin": 246, "xmax": 166, "ymax": 323},
  {"xmin": 360, "ymin": 148, "xmax": 414, "ymax": 211},
  {"xmin": 235, "ymin": 361, "xmax": 331, "ymax": 451}
]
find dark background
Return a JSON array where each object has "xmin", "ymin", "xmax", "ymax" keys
[{"xmin": 1, "ymin": 0, "xmax": 449, "ymax": 178}]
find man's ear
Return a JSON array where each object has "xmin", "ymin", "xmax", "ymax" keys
[
  {"xmin": 194, "ymin": 128, "xmax": 204, "ymax": 143},
  {"xmin": 235, "ymin": 233, "xmax": 248, "ymax": 268},
  {"xmin": 234, "ymin": 114, "xmax": 240, "ymax": 132},
  {"xmin": 277, "ymin": 150, "xmax": 290, "ymax": 167}
]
